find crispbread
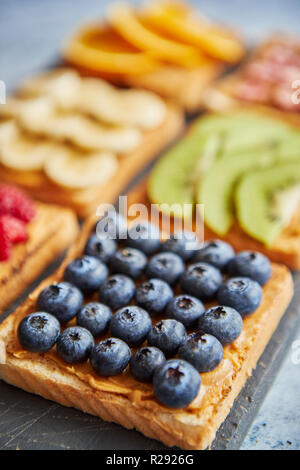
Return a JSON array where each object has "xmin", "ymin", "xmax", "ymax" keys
[
  {"xmin": 0, "ymin": 102, "xmax": 183, "ymax": 218},
  {"xmin": 0, "ymin": 202, "xmax": 78, "ymax": 312},
  {"xmin": 0, "ymin": 213, "xmax": 294, "ymax": 450}
]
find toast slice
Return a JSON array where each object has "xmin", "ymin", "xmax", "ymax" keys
[
  {"xmin": 0, "ymin": 102, "xmax": 183, "ymax": 218},
  {"xmin": 0, "ymin": 202, "xmax": 78, "ymax": 312},
  {"xmin": 203, "ymin": 36, "xmax": 300, "ymax": 125},
  {"xmin": 0, "ymin": 214, "xmax": 294, "ymax": 450},
  {"xmin": 128, "ymin": 180, "xmax": 300, "ymax": 270}
]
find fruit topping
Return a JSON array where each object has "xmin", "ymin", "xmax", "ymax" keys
[
  {"xmin": 99, "ymin": 274, "xmax": 135, "ymax": 310},
  {"xmin": 227, "ymin": 251, "xmax": 272, "ymax": 286},
  {"xmin": 178, "ymin": 331, "xmax": 224, "ymax": 373},
  {"xmin": 153, "ymin": 359, "xmax": 201, "ymax": 409},
  {"xmin": 180, "ymin": 262, "xmax": 222, "ymax": 301},
  {"xmin": 110, "ymin": 247, "xmax": 147, "ymax": 279},
  {"xmin": 127, "ymin": 221, "xmax": 161, "ymax": 255},
  {"xmin": 56, "ymin": 326, "xmax": 94, "ymax": 364},
  {"xmin": 146, "ymin": 252, "xmax": 185, "ymax": 285},
  {"xmin": 37, "ymin": 282, "xmax": 83, "ymax": 323},
  {"xmin": 135, "ymin": 278, "xmax": 173, "ymax": 315},
  {"xmin": 77, "ymin": 302, "xmax": 112, "ymax": 337},
  {"xmin": 165, "ymin": 295, "xmax": 205, "ymax": 329},
  {"xmin": 130, "ymin": 346, "xmax": 166, "ymax": 383},
  {"xmin": 90, "ymin": 337, "xmax": 131, "ymax": 376},
  {"xmin": 217, "ymin": 278, "xmax": 262, "ymax": 317},
  {"xmin": 193, "ymin": 240, "xmax": 235, "ymax": 270},
  {"xmin": 18, "ymin": 312, "xmax": 60, "ymax": 353},
  {"xmin": 148, "ymin": 319, "xmax": 187, "ymax": 358},
  {"xmin": 110, "ymin": 306, "xmax": 152, "ymax": 347},
  {"xmin": 64, "ymin": 255, "xmax": 108, "ymax": 295},
  {"xmin": 198, "ymin": 306, "xmax": 243, "ymax": 345}
]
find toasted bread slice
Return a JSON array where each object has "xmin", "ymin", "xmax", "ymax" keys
[
  {"xmin": 0, "ymin": 202, "xmax": 78, "ymax": 312},
  {"xmin": 203, "ymin": 35, "xmax": 300, "ymax": 125},
  {"xmin": 0, "ymin": 102, "xmax": 183, "ymax": 218},
  {"xmin": 0, "ymin": 212, "xmax": 294, "ymax": 450}
]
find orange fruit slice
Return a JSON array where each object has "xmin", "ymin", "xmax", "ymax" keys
[
  {"xmin": 108, "ymin": 3, "xmax": 205, "ymax": 68},
  {"xmin": 143, "ymin": 1, "xmax": 244, "ymax": 63},
  {"xmin": 63, "ymin": 24, "xmax": 158, "ymax": 75}
]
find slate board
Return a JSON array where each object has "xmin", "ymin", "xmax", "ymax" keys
[{"xmin": 0, "ymin": 242, "xmax": 299, "ymax": 450}]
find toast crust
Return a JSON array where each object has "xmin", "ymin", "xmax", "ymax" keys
[
  {"xmin": 0, "ymin": 202, "xmax": 78, "ymax": 312},
  {"xmin": 0, "ymin": 102, "xmax": 184, "ymax": 218},
  {"xmin": 0, "ymin": 213, "xmax": 294, "ymax": 450}
]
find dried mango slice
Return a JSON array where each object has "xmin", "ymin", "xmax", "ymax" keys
[
  {"xmin": 143, "ymin": 1, "xmax": 244, "ymax": 63},
  {"xmin": 108, "ymin": 3, "xmax": 205, "ymax": 68},
  {"xmin": 63, "ymin": 24, "xmax": 158, "ymax": 75}
]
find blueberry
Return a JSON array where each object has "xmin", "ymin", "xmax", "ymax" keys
[
  {"xmin": 99, "ymin": 274, "xmax": 135, "ymax": 310},
  {"xmin": 135, "ymin": 278, "xmax": 173, "ymax": 315},
  {"xmin": 194, "ymin": 240, "xmax": 235, "ymax": 270},
  {"xmin": 110, "ymin": 306, "xmax": 152, "ymax": 347},
  {"xmin": 178, "ymin": 331, "xmax": 223, "ymax": 372},
  {"xmin": 161, "ymin": 231, "xmax": 199, "ymax": 261},
  {"xmin": 153, "ymin": 359, "xmax": 201, "ymax": 409},
  {"xmin": 64, "ymin": 256, "xmax": 108, "ymax": 295},
  {"xmin": 110, "ymin": 247, "xmax": 147, "ymax": 280},
  {"xmin": 198, "ymin": 306, "xmax": 243, "ymax": 345},
  {"xmin": 90, "ymin": 337, "xmax": 131, "ymax": 376},
  {"xmin": 84, "ymin": 234, "xmax": 117, "ymax": 264},
  {"xmin": 227, "ymin": 251, "xmax": 272, "ymax": 285},
  {"xmin": 218, "ymin": 277, "xmax": 263, "ymax": 316},
  {"xmin": 127, "ymin": 222, "xmax": 161, "ymax": 255},
  {"xmin": 165, "ymin": 295, "xmax": 205, "ymax": 329},
  {"xmin": 56, "ymin": 326, "xmax": 94, "ymax": 363},
  {"xmin": 95, "ymin": 210, "xmax": 127, "ymax": 240},
  {"xmin": 180, "ymin": 262, "xmax": 222, "ymax": 301},
  {"xmin": 148, "ymin": 319, "xmax": 187, "ymax": 358},
  {"xmin": 18, "ymin": 312, "xmax": 60, "ymax": 353},
  {"xmin": 146, "ymin": 252, "xmax": 185, "ymax": 286},
  {"xmin": 130, "ymin": 346, "xmax": 166, "ymax": 382},
  {"xmin": 37, "ymin": 282, "xmax": 83, "ymax": 323},
  {"xmin": 77, "ymin": 302, "xmax": 112, "ymax": 337}
]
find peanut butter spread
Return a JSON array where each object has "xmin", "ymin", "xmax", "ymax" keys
[{"xmin": 4, "ymin": 263, "xmax": 292, "ymax": 416}]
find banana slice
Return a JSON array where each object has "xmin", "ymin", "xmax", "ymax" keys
[
  {"xmin": 0, "ymin": 121, "xmax": 19, "ymax": 144},
  {"xmin": 15, "ymin": 96, "xmax": 141, "ymax": 153},
  {"xmin": 78, "ymin": 78, "xmax": 166, "ymax": 129},
  {"xmin": 44, "ymin": 150, "xmax": 118, "ymax": 188},
  {"xmin": 20, "ymin": 69, "xmax": 81, "ymax": 109},
  {"xmin": 0, "ymin": 131, "xmax": 61, "ymax": 171}
]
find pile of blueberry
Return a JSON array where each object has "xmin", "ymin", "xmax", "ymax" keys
[{"xmin": 17, "ymin": 214, "xmax": 272, "ymax": 409}]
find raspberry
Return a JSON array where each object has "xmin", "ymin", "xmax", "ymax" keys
[
  {"xmin": 0, "ymin": 185, "xmax": 35, "ymax": 223},
  {"xmin": 0, "ymin": 227, "xmax": 12, "ymax": 261},
  {"xmin": 0, "ymin": 215, "xmax": 28, "ymax": 243}
]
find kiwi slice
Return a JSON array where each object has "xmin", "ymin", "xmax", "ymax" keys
[
  {"xmin": 148, "ymin": 132, "xmax": 220, "ymax": 219},
  {"xmin": 196, "ymin": 149, "xmax": 275, "ymax": 236},
  {"xmin": 236, "ymin": 162, "xmax": 300, "ymax": 246},
  {"xmin": 192, "ymin": 111, "xmax": 292, "ymax": 155}
]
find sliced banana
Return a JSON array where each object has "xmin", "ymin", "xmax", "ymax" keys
[
  {"xmin": 20, "ymin": 69, "xmax": 81, "ymax": 109},
  {"xmin": 0, "ymin": 121, "xmax": 19, "ymax": 144},
  {"xmin": 21, "ymin": 110, "xmax": 141, "ymax": 153},
  {"xmin": 78, "ymin": 78, "xmax": 166, "ymax": 129},
  {"xmin": 0, "ymin": 134, "xmax": 62, "ymax": 172},
  {"xmin": 44, "ymin": 150, "xmax": 118, "ymax": 189},
  {"xmin": 17, "ymin": 69, "xmax": 166, "ymax": 129}
]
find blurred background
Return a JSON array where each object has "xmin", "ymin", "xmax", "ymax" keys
[{"xmin": 0, "ymin": 0, "xmax": 299, "ymax": 450}]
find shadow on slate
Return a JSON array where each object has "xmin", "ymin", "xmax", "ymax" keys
[{"xmin": 0, "ymin": 274, "xmax": 299, "ymax": 450}]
